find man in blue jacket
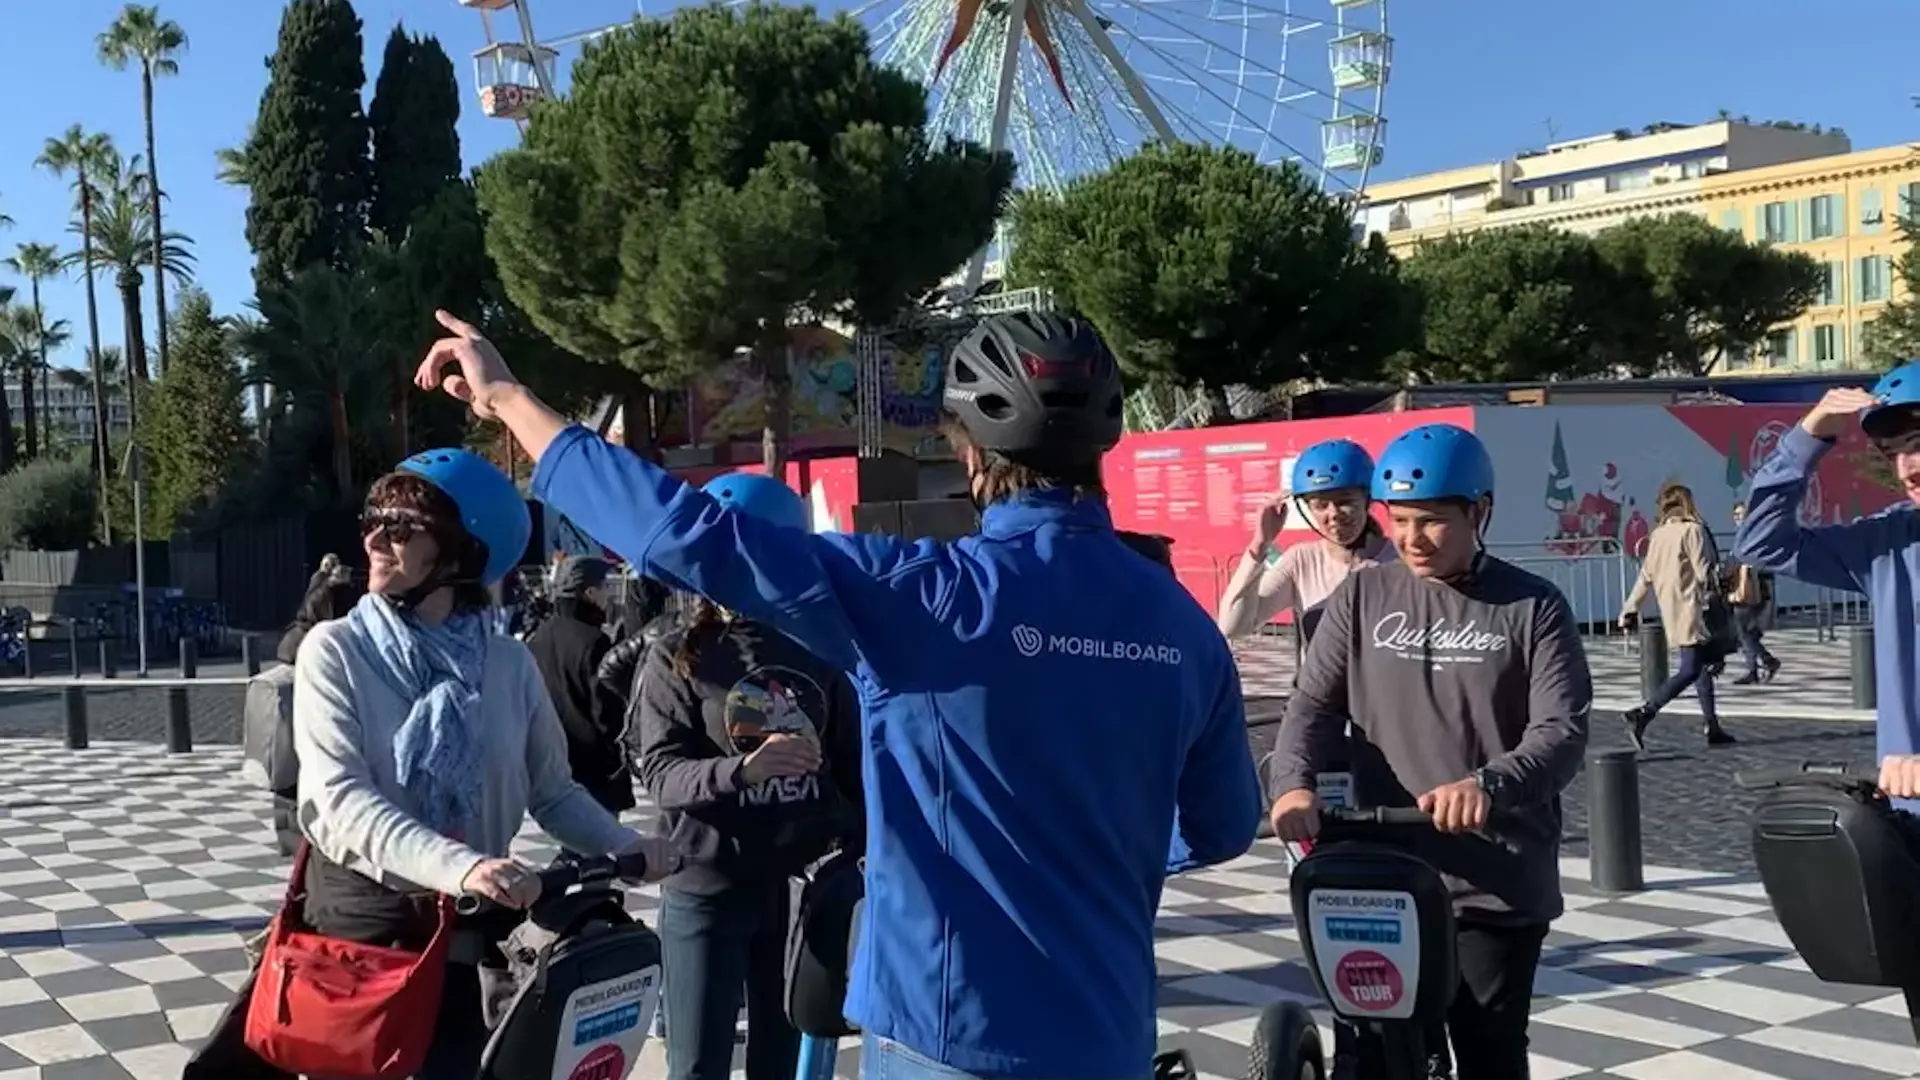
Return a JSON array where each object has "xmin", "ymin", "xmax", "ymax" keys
[
  {"xmin": 415, "ymin": 309, "xmax": 1262, "ymax": 1080},
  {"xmin": 1734, "ymin": 367, "xmax": 1920, "ymax": 803}
]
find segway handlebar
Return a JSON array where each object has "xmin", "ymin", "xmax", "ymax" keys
[
  {"xmin": 1734, "ymin": 762, "xmax": 1877, "ymax": 793},
  {"xmin": 454, "ymin": 851, "xmax": 652, "ymax": 917},
  {"xmin": 1320, "ymin": 806, "xmax": 1434, "ymax": 826}
]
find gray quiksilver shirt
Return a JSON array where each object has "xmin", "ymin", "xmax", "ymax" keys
[{"xmin": 1266, "ymin": 556, "xmax": 1592, "ymax": 924}]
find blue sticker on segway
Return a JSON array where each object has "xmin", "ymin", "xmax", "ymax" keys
[
  {"xmin": 573, "ymin": 1003, "xmax": 640, "ymax": 1046},
  {"xmin": 1323, "ymin": 916, "xmax": 1401, "ymax": 945}
]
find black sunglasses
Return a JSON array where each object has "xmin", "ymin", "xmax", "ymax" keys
[{"xmin": 362, "ymin": 511, "xmax": 430, "ymax": 546}]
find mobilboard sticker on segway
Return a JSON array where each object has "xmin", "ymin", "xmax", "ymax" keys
[
  {"xmin": 1306, "ymin": 889, "xmax": 1420, "ymax": 1022},
  {"xmin": 551, "ymin": 967, "xmax": 661, "ymax": 1080}
]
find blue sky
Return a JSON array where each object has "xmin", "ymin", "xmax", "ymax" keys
[{"xmin": 2, "ymin": 0, "xmax": 1915, "ymax": 377}]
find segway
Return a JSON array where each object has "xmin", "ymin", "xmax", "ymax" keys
[
  {"xmin": 457, "ymin": 851, "xmax": 664, "ymax": 1080},
  {"xmin": 1737, "ymin": 763, "xmax": 1920, "ymax": 1043},
  {"xmin": 1281, "ymin": 806, "xmax": 1457, "ymax": 1080}
]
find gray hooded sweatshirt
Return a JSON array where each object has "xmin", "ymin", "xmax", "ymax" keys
[{"xmin": 1265, "ymin": 556, "xmax": 1592, "ymax": 925}]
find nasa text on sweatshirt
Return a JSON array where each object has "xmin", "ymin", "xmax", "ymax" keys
[{"xmin": 1267, "ymin": 557, "xmax": 1593, "ymax": 924}]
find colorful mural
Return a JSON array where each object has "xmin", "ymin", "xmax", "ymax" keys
[{"xmin": 684, "ymin": 325, "xmax": 949, "ymax": 451}]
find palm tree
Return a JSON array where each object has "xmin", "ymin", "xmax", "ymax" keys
[
  {"xmin": 5, "ymin": 242, "xmax": 66, "ymax": 458},
  {"xmin": 99, "ymin": 4, "xmax": 187, "ymax": 380},
  {"xmin": 214, "ymin": 124, "xmax": 254, "ymax": 189},
  {"xmin": 73, "ymin": 154, "xmax": 194, "ymax": 384},
  {"xmin": 37, "ymin": 126, "xmax": 119, "ymax": 541},
  {"xmin": 0, "ymin": 196, "xmax": 12, "ymax": 230}
]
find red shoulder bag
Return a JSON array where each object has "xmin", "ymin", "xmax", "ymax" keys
[{"xmin": 243, "ymin": 844, "xmax": 454, "ymax": 1078}]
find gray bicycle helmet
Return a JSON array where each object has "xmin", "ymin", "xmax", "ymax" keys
[{"xmin": 943, "ymin": 311, "xmax": 1126, "ymax": 470}]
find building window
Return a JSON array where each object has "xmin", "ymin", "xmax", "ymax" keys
[
  {"xmin": 1547, "ymin": 182, "xmax": 1574, "ymax": 203},
  {"xmin": 1760, "ymin": 201, "xmax": 1795, "ymax": 243},
  {"xmin": 1680, "ymin": 161, "xmax": 1708, "ymax": 179},
  {"xmin": 1719, "ymin": 209, "xmax": 1744, "ymax": 235},
  {"xmin": 1809, "ymin": 195, "xmax": 1840, "ymax": 239},
  {"xmin": 1724, "ymin": 346, "xmax": 1752, "ymax": 373},
  {"xmin": 1861, "ymin": 187, "xmax": 1885, "ymax": 233},
  {"xmin": 1812, "ymin": 325, "xmax": 1841, "ymax": 369},
  {"xmin": 1764, "ymin": 330, "xmax": 1796, "ymax": 369},
  {"xmin": 1859, "ymin": 256, "xmax": 1891, "ymax": 303},
  {"xmin": 1903, "ymin": 182, "xmax": 1920, "ymax": 222},
  {"xmin": 1819, "ymin": 261, "xmax": 1843, "ymax": 306},
  {"xmin": 1606, "ymin": 170, "xmax": 1652, "ymax": 193}
]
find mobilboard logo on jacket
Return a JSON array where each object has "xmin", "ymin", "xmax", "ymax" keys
[{"xmin": 1008, "ymin": 623, "xmax": 1183, "ymax": 665}]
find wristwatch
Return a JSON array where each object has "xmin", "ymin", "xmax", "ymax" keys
[{"xmin": 1472, "ymin": 767, "xmax": 1505, "ymax": 805}]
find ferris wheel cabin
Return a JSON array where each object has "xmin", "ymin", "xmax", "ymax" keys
[
  {"xmin": 1329, "ymin": 31, "xmax": 1390, "ymax": 92},
  {"xmin": 1322, "ymin": 115, "xmax": 1385, "ymax": 171},
  {"xmin": 472, "ymin": 40, "xmax": 558, "ymax": 121}
]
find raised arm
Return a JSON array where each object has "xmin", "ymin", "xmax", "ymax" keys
[
  {"xmin": 1735, "ymin": 404, "xmax": 1892, "ymax": 594},
  {"xmin": 1216, "ymin": 547, "xmax": 1299, "ymax": 638}
]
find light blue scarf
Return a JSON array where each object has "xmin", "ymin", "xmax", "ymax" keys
[{"xmin": 347, "ymin": 593, "xmax": 491, "ymax": 834}]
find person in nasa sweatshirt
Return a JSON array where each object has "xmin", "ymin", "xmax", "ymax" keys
[{"xmin": 628, "ymin": 472, "xmax": 864, "ymax": 1080}]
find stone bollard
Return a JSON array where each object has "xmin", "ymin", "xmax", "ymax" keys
[
  {"xmin": 1848, "ymin": 624, "xmax": 1876, "ymax": 711},
  {"xmin": 166, "ymin": 687, "xmax": 192, "ymax": 754},
  {"xmin": 1638, "ymin": 622, "xmax": 1668, "ymax": 702},
  {"xmin": 67, "ymin": 622, "xmax": 81, "ymax": 679},
  {"xmin": 1588, "ymin": 748, "xmax": 1645, "ymax": 893},
  {"xmin": 178, "ymin": 638, "xmax": 198, "ymax": 680},
  {"xmin": 63, "ymin": 686, "xmax": 88, "ymax": 750},
  {"xmin": 241, "ymin": 634, "xmax": 260, "ymax": 677},
  {"xmin": 98, "ymin": 639, "xmax": 116, "ymax": 679}
]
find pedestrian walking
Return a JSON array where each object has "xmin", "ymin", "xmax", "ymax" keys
[{"xmin": 1620, "ymin": 482, "xmax": 1737, "ymax": 749}]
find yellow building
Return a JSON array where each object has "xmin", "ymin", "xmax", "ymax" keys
[{"xmin": 1700, "ymin": 144, "xmax": 1920, "ymax": 373}]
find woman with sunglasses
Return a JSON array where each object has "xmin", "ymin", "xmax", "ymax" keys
[
  {"xmin": 268, "ymin": 450, "xmax": 677, "ymax": 1077},
  {"xmin": 1217, "ymin": 439, "xmax": 1394, "ymax": 643}
]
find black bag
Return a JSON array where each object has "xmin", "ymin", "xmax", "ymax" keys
[
  {"xmin": 1751, "ymin": 773, "xmax": 1920, "ymax": 989},
  {"xmin": 477, "ymin": 889, "xmax": 664, "ymax": 1080},
  {"xmin": 1696, "ymin": 531, "xmax": 1741, "ymax": 664},
  {"xmin": 785, "ymin": 850, "xmax": 865, "ymax": 1039}
]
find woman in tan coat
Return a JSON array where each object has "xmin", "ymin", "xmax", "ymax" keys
[{"xmin": 1618, "ymin": 482, "xmax": 1736, "ymax": 749}]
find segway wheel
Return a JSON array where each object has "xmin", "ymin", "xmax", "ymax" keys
[{"xmin": 1248, "ymin": 1002, "xmax": 1325, "ymax": 1080}]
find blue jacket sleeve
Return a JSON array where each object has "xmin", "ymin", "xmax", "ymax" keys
[
  {"xmin": 1734, "ymin": 425, "xmax": 1886, "ymax": 594},
  {"xmin": 1166, "ymin": 650, "xmax": 1261, "ymax": 873},
  {"xmin": 531, "ymin": 426, "xmax": 952, "ymax": 680}
]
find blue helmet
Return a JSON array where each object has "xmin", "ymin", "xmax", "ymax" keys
[
  {"xmin": 1292, "ymin": 439, "xmax": 1374, "ymax": 496},
  {"xmin": 396, "ymin": 448, "xmax": 532, "ymax": 587},
  {"xmin": 702, "ymin": 472, "xmax": 809, "ymax": 532},
  {"xmin": 1371, "ymin": 424, "xmax": 1496, "ymax": 504},
  {"xmin": 1863, "ymin": 360, "xmax": 1920, "ymax": 438}
]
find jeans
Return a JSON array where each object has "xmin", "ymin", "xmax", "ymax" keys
[
  {"xmin": 659, "ymin": 882, "xmax": 798, "ymax": 1080},
  {"xmin": 1736, "ymin": 610, "xmax": 1776, "ymax": 676},
  {"xmin": 860, "ymin": 1035, "xmax": 1152, "ymax": 1080},
  {"xmin": 1645, "ymin": 645, "xmax": 1718, "ymax": 728},
  {"xmin": 1343, "ymin": 919, "xmax": 1548, "ymax": 1080}
]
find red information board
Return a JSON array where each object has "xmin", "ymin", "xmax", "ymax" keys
[{"xmin": 1103, "ymin": 408, "xmax": 1475, "ymax": 617}]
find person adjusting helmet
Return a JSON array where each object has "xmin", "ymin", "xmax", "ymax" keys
[
  {"xmin": 1735, "ymin": 367, "xmax": 1920, "ymax": 803},
  {"xmin": 417, "ymin": 306, "xmax": 1260, "ymax": 1080},
  {"xmin": 1217, "ymin": 437, "xmax": 1395, "ymax": 641},
  {"xmin": 1267, "ymin": 421, "xmax": 1590, "ymax": 1080}
]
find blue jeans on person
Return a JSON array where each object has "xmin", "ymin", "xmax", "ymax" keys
[
  {"xmin": 1646, "ymin": 644, "xmax": 1719, "ymax": 727},
  {"xmin": 860, "ymin": 1035, "xmax": 1152, "ymax": 1080},
  {"xmin": 658, "ymin": 882, "xmax": 797, "ymax": 1080}
]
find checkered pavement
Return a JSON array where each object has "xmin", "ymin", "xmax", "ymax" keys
[{"xmin": 0, "ymin": 740, "xmax": 1913, "ymax": 1079}]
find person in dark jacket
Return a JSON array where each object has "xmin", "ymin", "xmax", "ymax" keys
[
  {"xmin": 629, "ymin": 475, "xmax": 863, "ymax": 1080},
  {"xmin": 524, "ymin": 555, "xmax": 633, "ymax": 815},
  {"xmin": 267, "ymin": 573, "xmax": 365, "ymax": 853},
  {"xmin": 597, "ymin": 574, "xmax": 678, "ymax": 703}
]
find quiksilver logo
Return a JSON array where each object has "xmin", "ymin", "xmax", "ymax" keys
[
  {"xmin": 1371, "ymin": 612, "xmax": 1509, "ymax": 653},
  {"xmin": 1009, "ymin": 624, "xmax": 1182, "ymax": 665}
]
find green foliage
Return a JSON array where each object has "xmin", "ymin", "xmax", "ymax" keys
[
  {"xmin": 369, "ymin": 26, "xmax": 462, "ymax": 240},
  {"xmin": 1863, "ymin": 202, "xmax": 1920, "ymax": 369},
  {"xmin": 0, "ymin": 457, "xmax": 99, "ymax": 550},
  {"xmin": 476, "ymin": 0, "xmax": 1012, "ymax": 468},
  {"xmin": 245, "ymin": 0, "xmax": 370, "ymax": 294},
  {"xmin": 1398, "ymin": 226, "xmax": 1627, "ymax": 383},
  {"xmin": 1596, "ymin": 214, "xmax": 1824, "ymax": 376},
  {"xmin": 143, "ymin": 289, "xmax": 248, "ymax": 533},
  {"xmin": 1008, "ymin": 142, "xmax": 1418, "ymax": 394}
]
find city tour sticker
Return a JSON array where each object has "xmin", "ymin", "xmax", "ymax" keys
[{"xmin": 1334, "ymin": 949, "xmax": 1404, "ymax": 1012}]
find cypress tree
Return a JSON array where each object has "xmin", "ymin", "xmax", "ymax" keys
[
  {"xmin": 244, "ymin": 0, "xmax": 370, "ymax": 294},
  {"xmin": 368, "ymin": 25, "xmax": 463, "ymax": 240}
]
